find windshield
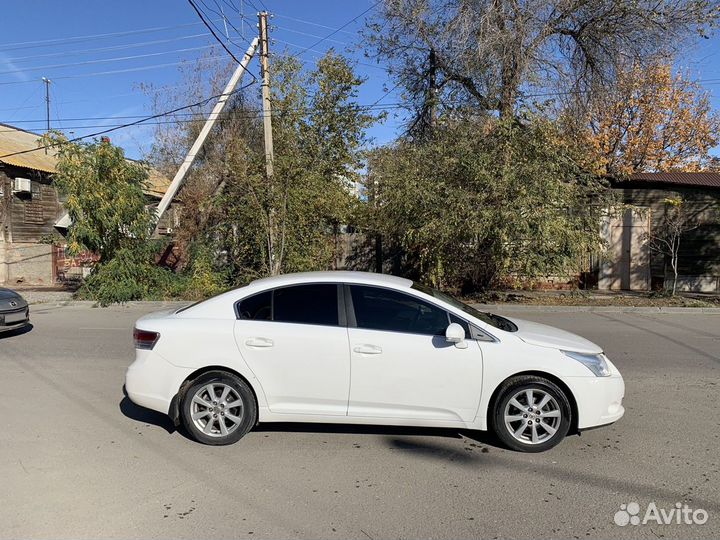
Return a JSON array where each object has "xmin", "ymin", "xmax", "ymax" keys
[{"xmin": 411, "ymin": 283, "xmax": 518, "ymax": 332}]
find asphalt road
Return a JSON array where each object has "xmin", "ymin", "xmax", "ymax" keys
[{"xmin": 1, "ymin": 303, "xmax": 718, "ymax": 539}]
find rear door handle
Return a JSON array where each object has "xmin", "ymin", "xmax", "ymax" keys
[
  {"xmin": 245, "ymin": 337, "xmax": 274, "ymax": 348},
  {"xmin": 353, "ymin": 344, "xmax": 382, "ymax": 355}
]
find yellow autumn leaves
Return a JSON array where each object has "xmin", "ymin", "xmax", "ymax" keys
[{"xmin": 587, "ymin": 63, "xmax": 719, "ymax": 176}]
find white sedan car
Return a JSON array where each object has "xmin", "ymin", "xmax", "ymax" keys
[{"xmin": 125, "ymin": 271, "xmax": 624, "ymax": 452}]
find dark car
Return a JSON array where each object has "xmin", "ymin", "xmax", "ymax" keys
[{"xmin": 0, "ymin": 288, "xmax": 30, "ymax": 333}]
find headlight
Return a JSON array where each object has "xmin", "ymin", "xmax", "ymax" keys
[{"xmin": 562, "ymin": 350, "xmax": 611, "ymax": 377}]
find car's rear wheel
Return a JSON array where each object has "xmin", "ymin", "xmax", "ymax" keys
[
  {"xmin": 180, "ymin": 371, "xmax": 257, "ymax": 445},
  {"xmin": 490, "ymin": 375, "xmax": 571, "ymax": 452}
]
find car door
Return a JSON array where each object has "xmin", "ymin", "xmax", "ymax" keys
[
  {"xmin": 346, "ymin": 285, "xmax": 483, "ymax": 422},
  {"xmin": 233, "ymin": 283, "xmax": 350, "ymax": 416}
]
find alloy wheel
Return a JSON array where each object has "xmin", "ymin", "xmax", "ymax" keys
[
  {"xmin": 190, "ymin": 383, "xmax": 244, "ymax": 437},
  {"xmin": 503, "ymin": 388, "xmax": 561, "ymax": 445}
]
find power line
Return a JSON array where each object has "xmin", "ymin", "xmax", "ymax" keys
[
  {"xmin": 1, "ymin": 102, "xmax": 405, "ymax": 126},
  {"xmin": 0, "ymin": 56, "xmax": 238, "ymax": 86},
  {"xmin": 188, "ymin": 0, "xmax": 250, "ymax": 70},
  {"xmin": 272, "ymin": 25, "xmax": 348, "ymax": 46},
  {"xmin": 6, "ymin": 33, "xmax": 210, "ymax": 64},
  {"xmin": 273, "ymin": 38, "xmax": 388, "ymax": 72},
  {"xmin": 0, "ymin": 45, "xmax": 215, "ymax": 76},
  {"xmin": 0, "ymin": 81, "xmax": 259, "ymax": 159},
  {"xmin": 199, "ymin": 0, "xmax": 245, "ymax": 40},
  {"xmin": 0, "ymin": 20, "xmax": 210, "ymax": 52},
  {"xmin": 287, "ymin": 1, "xmax": 381, "ymax": 59},
  {"xmin": 273, "ymin": 13, "xmax": 356, "ymax": 37}
]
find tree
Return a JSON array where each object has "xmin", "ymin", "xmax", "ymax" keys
[
  {"xmin": 643, "ymin": 196, "xmax": 718, "ymax": 295},
  {"xmin": 44, "ymin": 133, "xmax": 153, "ymax": 262},
  {"xmin": 363, "ymin": 0, "xmax": 719, "ymax": 131},
  {"xmin": 362, "ymin": 114, "xmax": 613, "ymax": 292},
  {"xmin": 147, "ymin": 50, "xmax": 375, "ymax": 283},
  {"xmin": 583, "ymin": 63, "xmax": 720, "ymax": 176}
]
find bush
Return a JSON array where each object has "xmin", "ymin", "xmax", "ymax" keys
[
  {"xmin": 78, "ymin": 242, "xmax": 178, "ymax": 306},
  {"xmin": 182, "ymin": 245, "xmax": 230, "ymax": 300}
]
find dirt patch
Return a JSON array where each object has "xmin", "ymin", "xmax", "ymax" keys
[{"xmin": 463, "ymin": 291, "xmax": 720, "ymax": 308}]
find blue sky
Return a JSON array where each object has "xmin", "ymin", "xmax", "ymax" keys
[{"xmin": 0, "ymin": 0, "xmax": 718, "ymax": 160}]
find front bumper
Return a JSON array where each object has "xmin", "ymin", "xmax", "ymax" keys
[
  {"xmin": 564, "ymin": 374, "xmax": 625, "ymax": 429},
  {"xmin": 125, "ymin": 350, "xmax": 192, "ymax": 415},
  {"xmin": 0, "ymin": 306, "xmax": 30, "ymax": 332}
]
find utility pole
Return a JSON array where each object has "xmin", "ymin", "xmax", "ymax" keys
[
  {"xmin": 240, "ymin": 0, "xmax": 245, "ymax": 38},
  {"xmin": 152, "ymin": 38, "xmax": 259, "ymax": 233},
  {"xmin": 428, "ymin": 49, "xmax": 438, "ymax": 131},
  {"xmin": 258, "ymin": 11, "xmax": 279, "ymax": 274},
  {"xmin": 42, "ymin": 77, "xmax": 51, "ymax": 132},
  {"xmin": 258, "ymin": 11, "xmax": 274, "ymax": 178}
]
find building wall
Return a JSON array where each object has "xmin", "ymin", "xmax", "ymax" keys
[
  {"xmin": 0, "ymin": 242, "xmax": 54, "ymax": 285},
  {"xmin": 599, "ymin": 186, "xmax": 720, "ymax": 292},
  {"xmin": 0, "ymin": 166, "xmax": 62, "ymax": 285}
]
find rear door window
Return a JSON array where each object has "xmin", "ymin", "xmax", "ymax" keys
[
  {"xmin": 273, "ymin": 284, "xmax": 339, "ymax": 326},
  {"xmin": 237, "ymin": 291, "xmax": 272, "ymax": 320}
]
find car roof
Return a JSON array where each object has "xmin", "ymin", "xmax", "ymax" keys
[
  {"xmin": 176, "ymin": 271, "xmax": 415, "ymax": 317},
  {"xmin": 250, "ymin": 271, "xmax": 414, "ymax": 289}
]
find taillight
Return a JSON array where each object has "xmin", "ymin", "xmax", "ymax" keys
[{"xmin": 133, "ymin": 328, "xmax": 160, "ymax": 350}]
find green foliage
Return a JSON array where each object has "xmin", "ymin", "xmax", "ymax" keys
[
  {"xmin": 157, "ymin": 51, "xmax": 376, "ymax": 283},
  {"xmin": 363, "ymin": 115, "xmax": 614, "ymax": 292},
  {"xmin": 43, "ymin": 132, "xmax": 154, "ymax": 262},
  {"xmin": 78, "ymin": 242, "xmax": 176, "ymax": 306},
  {"xmin": 183, "ymin": 244, "xmax": 230, "ymax": 300}
]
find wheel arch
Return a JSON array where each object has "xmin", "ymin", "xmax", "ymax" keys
[
  {"xmin": 486, "ymin": 370, "xmax": 579, "ymax": 435},
  {"xmin": 169, "ymin": 365, "xmax": 260, "ymax": 426}
]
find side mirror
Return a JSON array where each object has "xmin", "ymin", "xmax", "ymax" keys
[{"xmin": 445, "ymin": 322, "xmax": 468, "ymax": 349}]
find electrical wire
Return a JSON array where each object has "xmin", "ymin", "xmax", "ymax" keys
[
  {"xmin": 0, "ymin": 81, "xmax": 258, "ymax": 158},
  {"xmin": 0, "ymin": 21, "xmax": 210, "ymax": 52},
  {"xmin": 7, "ymin": 33, "xmax": 210, "ymax": 63},
  {"xmin": 0, "ymin": 56, "xmax": 238, "ymax": 86},
  {"xmin": 187, "ymin": 0, "xmax": 249, "ymax": 70},
  {"xmin": 0, "ymin": 45, "xmax": 215, "ymax": 76},
  {"xmin": 273, "ymin": 38, "xmax": 389, "ymax": 72},
  {"xmin": 1, "ymin": 102, "xmax": 405, "ymax": 127},
  {"xmin": 288, "ymin": 1, "xmax": 381, "ymax": 59},
  {"xmin": 273, "ymin": 13, "xmax": 356, "ymax": 37},
  {"xmin": 272, "ymin": 25, "xmax": 348, "ymax": 46},
  {"xmin": 200, "ymin": 0, "xmax": 245, "ymax": 40}
]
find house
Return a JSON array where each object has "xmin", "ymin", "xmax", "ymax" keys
[
  {"xmin": 0, "ymin": 123, "xmax": 172, "ymax": 286},
  {"xmin": 599, "ymin": 172, "xmax": 720, "ymax": 292}
]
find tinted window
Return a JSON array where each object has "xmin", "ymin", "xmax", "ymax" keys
[
  {"xmin": 237, "ymin": 291, "xmax": 272, "ymax": 320},
  {"xmin": 350, "ymin": 285, "xmax": 449, "ymax": 336},
  {"xmin": 411, "ymin": 282, "xmax": 518, "ymax": 332},
  {"xmin": 273, "ymin": 284, "xmax": 338, "ymax": 326}
]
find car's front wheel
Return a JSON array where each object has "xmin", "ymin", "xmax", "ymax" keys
[
  {"xmin": 490, "ymin": 375, "xmax": 571, "ymax": 452},
  {"xmin": 180, "ymin": 371, "xmax": 257, "ymax": 445}
]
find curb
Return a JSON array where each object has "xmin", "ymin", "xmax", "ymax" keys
[
  {"xmin": 471, "ymin": 304, "xmax": 720, "ymax": 314},
  {"xmin": 28, "ymin": 299, "xmax": 186, "ymax": 308},
  {"xmin": 26, "ymin": 299, "xmax": 720, "ymax": 314}
]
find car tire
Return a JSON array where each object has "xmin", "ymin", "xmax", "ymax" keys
[
  {"xmin": 180, "ymin": 371, "xmax": 257, "ymax": 446},
  {"xmin": 490, "ymin": 375, "xmax": 571, "ymax": 453}
]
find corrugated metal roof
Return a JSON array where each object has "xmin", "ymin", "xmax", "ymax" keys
[
  {"xmin": 0, "ymin": 123, "xmax": 170, "ymax": 197},
  {"xmin": 627, "ymin": 172, "xmax": 720, "ymax": 189},
  {"xmin": 0, "ymin": 123, "xmax": 58, "ymax": 173}
]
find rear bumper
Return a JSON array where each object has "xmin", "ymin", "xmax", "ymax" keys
[
  {"xmin": 125, "ymin": 350, "xmax": 192, "ymax": 415},
  {"xmin": 565, "ymin": 374, "xmax": 625, "ymax": 429}
]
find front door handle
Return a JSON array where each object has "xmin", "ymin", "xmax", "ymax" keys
[
  {"xmin": 245, "ymin": 337, "xmax": 274, "ymax": 348},
  {"xmin": 353, "ymin": 344, "xmax": 382, "ymax": 355}
]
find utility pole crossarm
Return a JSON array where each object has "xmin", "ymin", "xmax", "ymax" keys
[{"xmin": 153, "ymin": 37, "xmax": 259, "ymax": 233}]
